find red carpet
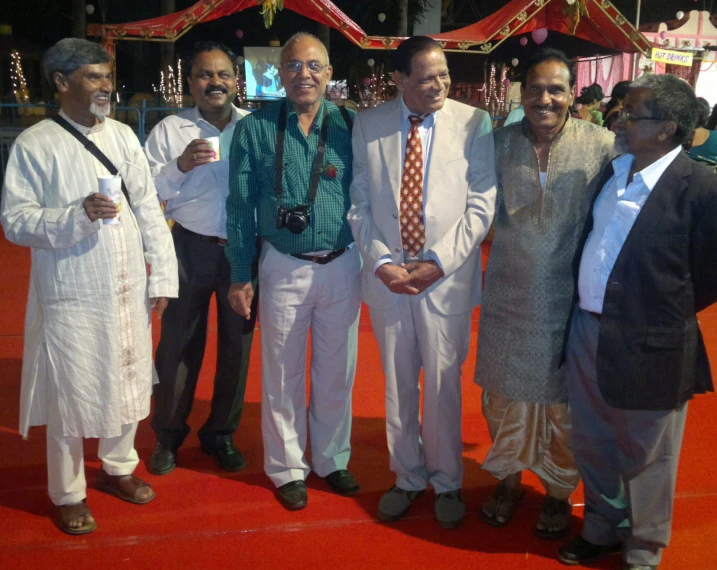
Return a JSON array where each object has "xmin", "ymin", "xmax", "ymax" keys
[{"xmin": 1, "ymin": 234, "xmax": 716, "ymax": 569}]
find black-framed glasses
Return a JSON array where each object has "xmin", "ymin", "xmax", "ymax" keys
[
  {"xmin": 282, "ymin": 61, "xmax": 329, "ymax": 74},
  {"xmin": 617, "ymin": 110, "xmax": 662, "ymax": 123}
]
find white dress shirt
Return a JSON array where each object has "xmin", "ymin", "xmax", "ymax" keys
[
  {"xmin": 145, "ymin": 105, "xmax": 249, "ymax": 239},
  {"xmin": 578, "ymin": 145, "xmax": 682, "ymax": 313},
  {"xmin": 374, "ymin": 97, "xmax": 440, "ymax": 273}
]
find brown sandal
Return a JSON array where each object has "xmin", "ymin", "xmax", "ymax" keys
[
  {"xmin": 481, "ymin": 484, "xmax": 524, "ymax": 527},
  {"xmin": 535, "ymin": 496, "xmax": 572, "ymax": 539},
  {"xmin": 96, "ymin": 471, "xmax": 156, "ymax": 504},
  {"xmin": 57, "ymin": 499, "xmax": 97, "ymax": 535}
]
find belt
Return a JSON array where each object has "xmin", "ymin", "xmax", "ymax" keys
[
  {"xmin": 291, "ymin": 245, "xmax": 351, "ymax": 265},
  {"xmin": 587, "ymin": 311, "xmax": 602, "ymax": 322},
  {"xmin": 174, "ymin": 223, "xmax": 227, "ymax": 246}
]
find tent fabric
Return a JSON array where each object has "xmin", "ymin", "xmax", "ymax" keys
[
  {"xmin": 432, "ymin": 0, "xmax": 652, "ymax": 54},
  {"xmin": 88, "ymin": 0, "xmax": 371, "ymax": 47},
  {"xmin": 89, "ymin": 0, "xmax": 651, "ymax": 55}
]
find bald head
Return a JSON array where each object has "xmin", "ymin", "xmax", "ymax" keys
[{"xmin": 281, "ymin": 32, "xmax": 329, "ymax": 65}]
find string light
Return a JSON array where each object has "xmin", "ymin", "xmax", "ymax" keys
[
  {"xmin": 156, "ymin": 59, "xmax": 184, "ymax": 106},
  {"xmin": 10, "ymin": 50, "xmax": 30, "ymax": 103}
]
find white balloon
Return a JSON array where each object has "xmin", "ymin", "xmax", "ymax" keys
[
  {"xmin": 236, "ymin": 56, "xmax": 244, "ymax": 65},
  {"xmin": 367, "ymin": 58, "xmax": 375, "ymax": 67},
  {"xmin": 85, "ymin": 4, "xmax": 95, "ymax": 14},
  {"xmin": 511, "ymin": 58, "xmax": 519, "ymax": 66},
  {"xmin": 378, "ymin": 13, "xmax": 386, "ymax": 23},
  {"xmin": 676, "ymin": 11, "xmax": 685, "ymax": 19}
]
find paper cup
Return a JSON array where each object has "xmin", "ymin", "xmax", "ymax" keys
[
  {"xmin": 206, "ymin": 136, "xmax": 220, "ymax": 162},
  {"xmin": 98, "ymin": 175, "xmax": 122, "ymax": 225}
]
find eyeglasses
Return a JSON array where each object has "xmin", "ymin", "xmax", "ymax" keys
[
  {"xmin": 282, "ymin": 61, "xmax": 329, "ymax": 74},
  {"xmin": 617, "ymin": 110, "xmax": 662, "ymax": 123}
]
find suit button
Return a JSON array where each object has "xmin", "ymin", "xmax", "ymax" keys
[
  {"xmin": 392, "ymin": 213, "xmax": 398, "ymax": 219},
  {"xmin": 395, "ymin": 248, "xmax": 401, "ymax": 253}
]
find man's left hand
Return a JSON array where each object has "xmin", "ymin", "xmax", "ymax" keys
[
  {"xmin": 151, "ymin": 297, "xmax": 169, "ymax": 319},
  {"xmin": 396, "ymin": 260, "xmax": 445, "ymax": 294}
]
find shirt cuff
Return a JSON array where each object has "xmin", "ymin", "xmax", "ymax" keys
[
  {"xmin": 427, "ymin": 249, "xmax": 444, "ymax": 272},
  {"xmin": 374, "ymin": 255, "xmax": 393, "ymax": 277}
]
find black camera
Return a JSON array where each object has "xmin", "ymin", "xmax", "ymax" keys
[{"xmin": 276, "ymin": 204, "xmax": 311, "ymax": 234}]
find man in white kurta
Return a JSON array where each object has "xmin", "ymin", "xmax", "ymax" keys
[{"xmin": 0, "ymin": 38, "xmax": 178, "ymax": 535}]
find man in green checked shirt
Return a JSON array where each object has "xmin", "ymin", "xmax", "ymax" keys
[{"xmin": 226, "ymin": 32, "xmax": 360, "ymax": 511}]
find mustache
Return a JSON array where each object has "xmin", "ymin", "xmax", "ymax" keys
[{"xmin": 204, "ymin": 86, "xmax": 228, "ymax": 95}]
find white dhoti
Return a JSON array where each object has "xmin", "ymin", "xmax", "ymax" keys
[
  {"xmin": 258, "ymin": 242, "xmax": 361, "ymax": 487},
  {"xmin": 370, "ymin": 294, "xmax": 471, "ymax": 494}
]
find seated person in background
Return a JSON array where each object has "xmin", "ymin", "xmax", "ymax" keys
[
  {"xmin": 687, "ymin": 98, "xmax": 717, "ymax": 165},
  {"xmin": 603, "ymin": 81, "xmax": 631, "ymax": 132},
  {"xmin": 576, "ymin": 84, "xmax": 604, "ymax": 126}
]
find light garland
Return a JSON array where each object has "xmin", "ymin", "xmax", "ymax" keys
[
  {"xmin": 154, "ymin": 59, "xmax": 184, "ymax": 106},
  {"xmin": 10, "ymin": 50, "xmax": 30, "ymax": 104}
]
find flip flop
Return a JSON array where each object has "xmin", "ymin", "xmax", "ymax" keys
[
  {"xmin": 535, "ymin": 496, "xmax": 572, "ymax": 539},
  {"xmin": 481, "ymin": 485, "xmax": 525, "ymax": 527},
  {"xmin": 96, "ymin": 471, "xmax": 156, "ymax": 504},
  {"xmin": 57, "ymin": 499, "xmax": 97, "ymax": 535}
]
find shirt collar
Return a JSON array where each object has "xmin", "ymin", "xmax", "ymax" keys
[
  {"xmin": 59, "ymin": 109, "xmax": 106, "ymax": 135},
  {"xmin": 617, "ymin": 145, "xmax": 682, "ymax": 191},
  {"xmin": 400, "ymin": 96, "xmax": 436, "ymax": 127},
  {"xmin": 189, "ymin": 104, "xmax": 241, "ymax": 131},
  {"xmin": 284, "ymin": 98, "xmax": 328, "ymax": 134}
]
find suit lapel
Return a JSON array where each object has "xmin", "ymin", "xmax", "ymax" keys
[
  {"xmin": 378, "ymin": 99, "xmax": 403, "ymax": 204},
  {"xmin": 627, "ymin": 151, "xmax": 691, "ymax": 236},
  {"xmin": 425, "ymin": 102, "xmax": 459, "ymax": 197}
]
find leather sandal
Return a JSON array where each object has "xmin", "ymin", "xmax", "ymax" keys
[
  {"xmin": 96, "ymin": 471, "xmax": 156, "ymax": 504},
  {"xmin": 481, "ymin": 484, "xmax": 524, "ymax": 527},
  {"xmin": 57, "ymin": 499, "xmax": 97, "ymax": 535},
  {"xmin": 535, "ymin": 495, "xmax": 572, "ymax": 539}
]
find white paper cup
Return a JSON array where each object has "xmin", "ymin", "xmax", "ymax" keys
[
  {"xmin": 98, "ymin": 175, "xmax": 122, "ymax": 225},
  {"xmin": 206, "ymin": 136, "xmax": 220, "ymax": 162}
]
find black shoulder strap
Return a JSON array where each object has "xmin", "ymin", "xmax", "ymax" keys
[
  {"xmin": 339, "ymin": 105, "xmax": 353, "ymax": 131},
  {"xmin": 52, "ymin": 115, "xmax": 132, "ymax": 208}
]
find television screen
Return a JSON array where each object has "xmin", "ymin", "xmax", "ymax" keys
[{"xmin": 244, "ymin": 47, "xmax": 286, "ymax": 100}]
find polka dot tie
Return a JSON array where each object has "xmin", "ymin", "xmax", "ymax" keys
[{"xmin": 400, "ymin": 115, "xmax": 427, "ymax": 257}]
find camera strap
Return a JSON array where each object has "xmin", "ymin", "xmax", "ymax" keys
[
  {"xmin": 52, "ymin": 115, "xmax": 133, "ymax": 209},
  {"xmin": 275, "ymin": 100, "xmax": 331, "ymax": 203}
]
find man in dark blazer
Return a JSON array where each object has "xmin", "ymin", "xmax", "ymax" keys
[{"xmin": 557, "ymin": 74, "xmax": 717, "ymax": 570}]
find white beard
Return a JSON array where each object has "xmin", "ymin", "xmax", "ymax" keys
[{"xmin": 90, "ymin": 100, "xmax": 111, "ymax": 118}]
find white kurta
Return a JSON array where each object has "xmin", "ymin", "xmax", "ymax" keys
[{"xmin": 1, "ymin": 112, "xmax": 178, "ymax": 439}]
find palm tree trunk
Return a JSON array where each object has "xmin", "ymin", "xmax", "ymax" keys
[
  {"xmin": 72, "ymin": 0, "xmax": 86, "ymax": 39},
  {"xmin": 398, "ymin": 0, "xmax": 408, "ymax": 36}
]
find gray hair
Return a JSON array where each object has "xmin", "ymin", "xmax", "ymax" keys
[
  {"xmin": 630, "ymin": 74, "xmax": 698, "ymax": 146},
  {"xmin": 43, "ymin": 38, "xmax": 112, "ymax": 91},
  {"xmin": 280, "ymin": 32, "xmax": 329, "ymax": 64}
]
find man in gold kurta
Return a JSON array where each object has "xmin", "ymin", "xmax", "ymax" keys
[{"xmin": 475, "ymin": 48, "xmax": 614, "ymax": 538}]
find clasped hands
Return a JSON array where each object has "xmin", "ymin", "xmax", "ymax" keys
[{"xmin": 376, "ymin": 260, "xmax": 444, "ymax": 295}]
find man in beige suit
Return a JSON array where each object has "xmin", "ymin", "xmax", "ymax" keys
[{"xmin": 348, "ymin": 36, "xmax": 497, "ymax": 529}]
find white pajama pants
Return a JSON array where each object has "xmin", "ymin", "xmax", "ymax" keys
[
  {"xmin": 46, "ymin": 378, "xmax": 139, "ymax": 506},
  {"xmin": 259, "ymin": 242, "xmax": 361, "ymax": 487},
  {"xmin": 370, "ymin": 294, "xmax": 472, "ymax": 494}
]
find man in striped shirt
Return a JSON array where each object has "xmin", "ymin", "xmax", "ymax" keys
[{"xmin": 226, "ymin": 32, "xmax": 360, "ymax": 510}]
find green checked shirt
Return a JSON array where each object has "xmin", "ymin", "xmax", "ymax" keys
[{"xmin": 226, "ymin": 99, "xmax": 356, "ymax": 283}]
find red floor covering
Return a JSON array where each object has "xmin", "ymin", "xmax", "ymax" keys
[{"xmin": 1, "ymin": 234, "xmax": 716, "ymax": 570}]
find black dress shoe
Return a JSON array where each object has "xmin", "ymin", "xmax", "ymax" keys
[
  {"xmin": 558, "ymin": 536, "xmax": 621, "ymax": 565},
  {"xmin": 200, "ymin": 440, "xmax": 246, "ymax": 472},
  {"xmin": 149, "ymin": 443, "xmax": 177, "ymax": 476},
  {"xmin": 277, "ymin": 480, "xmax": 308, "ymax": 510},
  {"xmin": 624, "ymin": 564, "xmax": 658, "ymax": 569},
  {"xmin": 325, "ymin": 470, "xmax": 360, "ymax": 496}
]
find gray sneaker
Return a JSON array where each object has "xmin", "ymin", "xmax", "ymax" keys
[
  {"xmin": 435, "ymin": 490, "xmax": 465, "ymax": 529},
  {"xmin": 378, "ymin": 485, "xmax": 425, "ymax": 522}
]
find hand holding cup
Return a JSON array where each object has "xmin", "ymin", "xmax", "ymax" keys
[{"xmin": 177, "ymin": 139, "xmax": 218, "ymax": 173}]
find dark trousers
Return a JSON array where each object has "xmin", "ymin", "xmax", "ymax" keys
[{"xmin": 153, "ymin": 225, "xmax": 258, "ymax": 449}]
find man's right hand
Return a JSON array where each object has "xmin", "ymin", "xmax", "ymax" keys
[
  {"xmin": 375, "ymin": 264, "xmax": 420, "ymax": 295},
  {"xmin": 228, "ymin": 282, "xmax": 254, "ymax": 319},
  {"xmin": 177, "ymin": 139, "xmax": 216, "ymax": 173},
  {"xmin": 83, "ymin": 193, "xmax": 118, "ymax": 223}
]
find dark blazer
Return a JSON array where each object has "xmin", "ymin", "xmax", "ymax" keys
[{"xmin": 575, "ymin": 151, "xmax": 717, "ymax": 411}]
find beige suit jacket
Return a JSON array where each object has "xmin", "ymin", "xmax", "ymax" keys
[{"xmin": 348, "ymin": 97, "xmax": 497, "ymax": 316}]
